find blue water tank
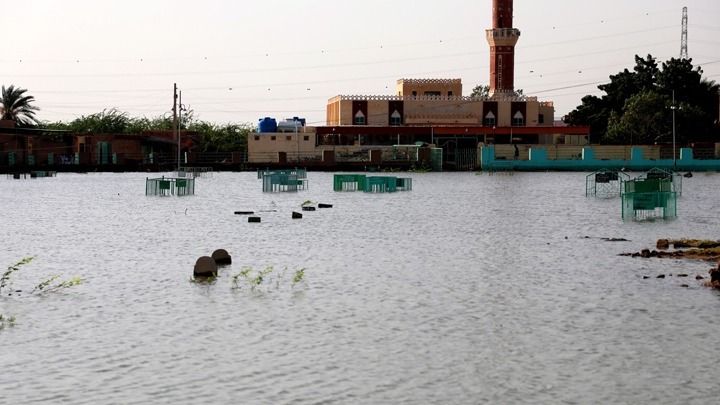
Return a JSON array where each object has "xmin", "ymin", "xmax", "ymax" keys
[
  {"xmin": 292, "ymin": 116, "xmax": 306, "ymax": 127},
  {"xmin": 258, "ymin": 117, "xmax": 277, "ymax": 133}
]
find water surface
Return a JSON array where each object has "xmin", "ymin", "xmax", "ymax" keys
[{"xmin": 1, "ymin": 171, "xmax": 719, "ymax": 404}]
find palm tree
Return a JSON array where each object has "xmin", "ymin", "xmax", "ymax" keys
[{"xmin": 0, "ymin": 85, "xmax": 40, "ymax": 127}]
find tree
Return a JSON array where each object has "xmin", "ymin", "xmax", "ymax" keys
[
  {"xmin": 0, "ymin": 85, "xmax": 40, "ymax": 127},
  {"xmin": 190, "ymin": 121, "xmax": 253, "ymax": 152},
  {"xmin": 470, "ymin": 85, "xmax": 524, "ymax": 98},
  {"xmin": 41, "ymin": 106, "xmax": 255, "ymax": 153},
  {"xmin": 566, "ymin": 54, "xmax": 719, "ymax": 144},
  {"xmin": 470, "ymin": 85, "xmax": 490, "ymax": 98},
  {"xmin": 605, "ymin": 91, "xmax": 669, "ymax": 145},
  {"xmin": 66, "ymin": 108, "xmax": 132, "ymax": 134}
]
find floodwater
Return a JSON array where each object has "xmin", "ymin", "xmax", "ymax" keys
[{"xmin": 1, "ymin": 171, "xmax": 719, "ymax": 404}]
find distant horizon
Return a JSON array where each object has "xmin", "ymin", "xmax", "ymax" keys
[{"xmin": 4, "ymin": 0, "xmax": 719, "ymax": 126}]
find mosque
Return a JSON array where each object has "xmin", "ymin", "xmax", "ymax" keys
[{"xmin": 249, "ymin": 0, "xmax": 590, "ymax": 167}]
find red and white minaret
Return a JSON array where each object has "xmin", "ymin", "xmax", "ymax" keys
[{"xmin": 486, "ymin": 0, "xmax": 521, "ymax": 97}]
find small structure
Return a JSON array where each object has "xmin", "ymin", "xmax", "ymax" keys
[
  {"xmin": 257, "ymin": 167, "xmax": 307, "ymax": 179},
  {"xmin": 333, "ymin": 174, "xmax": 367, "ymax": 191},
  {"xmin": 621, "ymin": 170, "xmax": 677, "ymax": 220},
  {"xmin": 145, "ymin": 176, "xmax": 195, "ymax": 196},
  {"xmin": 176, "ymin": 167, "xmax": 213, "ymax": 178},
  {"xmin": 395, "ymin": 177, "xmax": 413, "ymax": 191},
  {"xmin": 333, "ymin": 174, "xmax": 412, "ymax": 193},
  {"xmin": 586, "ymin": 168, "xmax": 628, "ymax": 197},
  {"xmin": 31, "ymin": 171, "xmax": 58, "ymax": 178},
  {"xmin": 7, "ymin": 171, "xmax": 57, "ymax": 179},
  {"xmin": 636, "ymin": 167, "xmax": 683, "ymax": 196},
  {"xmin": 258, "ymin": 168, "xmax": 308, "ymax": 192},
  {"xmin": 365, "ymin": 176, "xmax": 398, "ymax": 193}
]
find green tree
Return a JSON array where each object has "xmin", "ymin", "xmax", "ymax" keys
[
  {"xmin": 470, "ymin": 85, "xmax": 524, "ymax": 98},
  {"xmin": 566, "ymin": 54, "xmax": 719, "ymax": 144},
  {"xmin": 66, "ymin": 108, "xmax": 131, "ymax": 133},
  {"xmin": 605, "ymin": 91, "xmax": 669, "ymax": 145},
  {"xmin": 39, "ymin": 107, "xmax": 255, "ymax": 152},
  {"xmin": 0, "ymin": 85, "xmax": 40, "ymax": 127},
  {"xmin": 470, "ymin": 85, "xmax": 490, "ymax": 98},
  {"xmin": 190, "ymin": 121, "xmax": 253, "ymax": 152}
]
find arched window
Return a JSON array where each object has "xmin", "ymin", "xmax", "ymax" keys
[
  {"xmin": 484, "ymin": 111, "xmax": 496, "ymax": 126},
  {"xmin": 512, "ymin": 111, "xmax": 524, "ymax": 126},
  {"xmin": 354, "ymin": 110, "xmax": 366, "ymax": 125},
  {"xmin": 390, "ymin": 110, "xmax": 402, "ymax": 126}
]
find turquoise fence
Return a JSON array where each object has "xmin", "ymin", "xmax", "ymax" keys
[
  {"xmin": 481, "ymin": 146, "xmax": 720, "ymax": 172},
  {"xmin": 333, "ymin": 174, "xmax": 411, "ymax": 193},
  {"xmin": 146, "ymin": 176, "xmax": 195, "ymax": 196},
  {"xmin": 621, "ymin": 168, "xmax": 678, "ymax": 220}
]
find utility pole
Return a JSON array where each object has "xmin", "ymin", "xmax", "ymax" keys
[
  {"xmin": 173, "ymin": 83, "xmax": 179, "ymax": 171},
  {"xmin": 671, "ymin": 90, "xmax": 677, "ymax": 171},
  {"xmin": 178, "ymin": 90, "xmax": 183, "ymax": 169}
]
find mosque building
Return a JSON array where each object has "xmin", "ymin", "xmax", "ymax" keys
[{"xmin": 249, "ymin": 0, "xmax": 590, "ymax": 166}]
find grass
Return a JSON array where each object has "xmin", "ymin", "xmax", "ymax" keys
[
  {"xmin": 2, "ymin": 256, "xmax": 84, "ymax": 331},
  {"xmin": 230, "ymin": 266, "xmax": 307, "ymax": 292},
  {"xmin": 0, "ymin": 314, "xmax": 16, "ymax": 331}
]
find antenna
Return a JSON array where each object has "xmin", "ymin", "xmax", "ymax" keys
[{"xmin": 680, "ymin": 7, "xmax": 688, "ymax": 59}]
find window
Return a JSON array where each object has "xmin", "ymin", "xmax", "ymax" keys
[
  {"xmin": 484, "ymin": 111, "xmax": 496, "ymax": 126},
  {"xmin": 424, "ymin": 91, "xmax": 441, "ymax": 97},
  {"xmin": 303, "ymin": 135, "xmax": 309, "ymax": 141},
  {"xmin": 254, "ymin": 135, "xmax": 260, "ymax": 141},
  {"xmin": 412, "ymin": 91, "xmax": 417, "ymax": 96},
  {"xmin": 271, "ymin": 136, "xmax": 276, "ymax": 141},
  {"xmin": 512, "ymin": 111, "xmax": 524, "ymax": 126},
  {"xmin": 448, "ymin": 91, "xmax": 453, "ymax": 97},
  {"xmin": 354, "ymin": 111, "xmax": 366, "ymax": 125},
  {"xmin": 286, "ymin": 135, "xmax": 292, "ymax": 141},
  {"xmin": 390, "ymin": 110, "xmax": 402, "ymax": 126},
  {"xmin": 538, "ymin": 114, "xmax": 545, "ymax": 124}
]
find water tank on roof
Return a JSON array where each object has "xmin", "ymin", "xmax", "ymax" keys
[
  {"xmin": 292, "ymin": 116, "xmax": 307, "ymax": 127},
  {"xmin": 258, "ymin": 117, "xmax": 277, "ymax": 133},
  {"xmin": 277, "ymin": 117, "xmax": 305, "ymax": 133}
]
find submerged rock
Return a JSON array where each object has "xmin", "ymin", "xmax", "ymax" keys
[
  {"xmin": 656, "ymin": 239, "xmax": 670, "ymax": 250},
  {"xmin": 194, "ymin": 256, "xmax": 218, "ymax": 278},
  {"xmin": 212, "ymin": 249, "xmax": 232, "ymax": 265}
]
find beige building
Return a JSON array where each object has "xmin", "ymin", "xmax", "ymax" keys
[{"xmin": 326, "ymin": 78, "xmax": 555, "ymax": 128}]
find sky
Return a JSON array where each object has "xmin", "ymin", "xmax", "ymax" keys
[{"xmin": 4, "ymin": 0, "xmax": 719, "ymax": 127}]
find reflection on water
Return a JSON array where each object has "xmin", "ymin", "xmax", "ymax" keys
[{"xmin": 1, "ymin": 171, "xmax": 720, "ymax": 404}]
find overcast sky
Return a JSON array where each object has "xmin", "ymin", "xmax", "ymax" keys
[{"xmin": 4, "ymin": 0, "xmax": 719, "ymax": 126}]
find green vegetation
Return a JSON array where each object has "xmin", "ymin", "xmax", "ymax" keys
[
  {"xmin": 32, "ymin": 276, "xmax": 85, "ymax": 294},
  {"xmin": 1, "ymin": 257, "xmax": 33, "ymax": 294},
  {"xmin": 0, "ymin": 314, "xmax": 16, "ymax": 331},
  {"xmin": 565, "ymin": 55, "xmax": 719, "ymax": 145},
  {"xmin": 2, "ymin": 257, "xmax": 84, "ymax": 296},
  {"xmin": 41, "ymin": 106, "xmax": 254, "ymax": 153},
  {"xmin": 0, "ymin": 84, "xmax": 255, "ymax": 153},
  {"xmin": 229, "ymin": 266, "xmax": 307, "ymax": 292},
  {"xmin": 2, "ymin": 257, "xmax": 84, "ymax": 332},
  {"xmin": 291, "ymin": 268, "xmax": 305, "ymax": 288},
  {"xmin": 410, "ymin": 160, "xmax": 432, "ymax": 173},
  {"xmin": 470, "ymin": 85, "xmax": 524, "ymax": 98},
  {"xmin": 0, "ymin": 85, "xmax": 40, "ymax": 127}
]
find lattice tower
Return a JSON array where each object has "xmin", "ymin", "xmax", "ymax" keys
[{"xmin": 680, "ymin": 7, "xmax": 688, "ymax": 59}]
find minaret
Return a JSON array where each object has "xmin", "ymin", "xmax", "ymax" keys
[{"xmin": 486, "ymin": 0, "xmax": 521, "ymax": 97}]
